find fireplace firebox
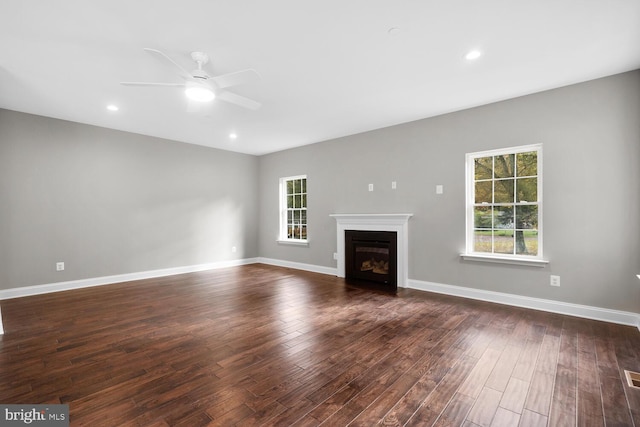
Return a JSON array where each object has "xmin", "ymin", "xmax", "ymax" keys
[{"xmin": 345, "ymin": 230, "xmax": 397, "ymax": 291}]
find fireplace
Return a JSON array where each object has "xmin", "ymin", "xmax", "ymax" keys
[
  {"xmin": 331, "ymin": 213, "xmax": 413, "ymax": 287},
  {"xmin": 345, "ymin": 230, "xmax": 397, "ymax": 291}
]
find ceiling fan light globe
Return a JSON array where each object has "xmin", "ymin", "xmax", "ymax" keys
[{"xmin": 185, "ymin": 86, "xmax": 215, "ymax": 102}]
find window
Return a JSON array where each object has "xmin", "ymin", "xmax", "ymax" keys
[
  {"xmin": 279, "ymin": 175, "xmax": 307, "ymax": 242},
  {"xmin": 465, "ymin": 144, "xmax": 543, "ymax": 261}
]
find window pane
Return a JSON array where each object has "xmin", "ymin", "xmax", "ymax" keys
[
  {"xmin": 475, "ymin": 181, "xmax": 492, "ymax": 203},
  {"xmin": 293, "ymin": 210, "xmax": 300, "ymax": 221},
  {"xmin": 517, "ymin": 151, "xmax": 537, "ymax": 177},
  {"xmin": 301, "ymin": 210, "xmax": 307, "ymax": 222},
  {"xmin": 516, "ymin": 177, "xmax": 537, "ymax": 202},
  {"xmin": 287, "ymin": 210, "xmax": 293, "ymax": 222},
  {"xmin": 474, "ymin": 157, "xmax": 493, "ymax": 180},
  {"xmin": 473, "ymin": 230, "xmax": 492, "ymax": 253},
  {"xmin": 294, "ymin": 195, "xmax": 301, "ymax": 208},
  {"xmin": 493, "ymin": 154, "xmax": 515, "ymax": 178},
  {"xmin": 494, "ymin": 230, "xmax": 514, "ymax": 254},
  {"xmin": 287, "ymin": 195, "xmax": 293, "ymax": 208},
  {"xmin": 494, "ymin": 179, "xmax": 514, "ymax": 203},
  {"xmin": 516, "ymin": 230, "xmax": 538, "ymax": 256},
  {"xmin": 474, "ymin": 206, "xmax": 492, "ymax": 228},
  {"xmin": 516, "ymin": 205, "xmax": 538, "ymax": 229},
  {"xmin": 301, "ymin": 194, "xmax": 307, "ymax": 208},
  {"xmin": 494, "ymin": 206, "xmax": 514, "ymax": 229},
  {"xmin": 301, "ymin": 179, "xmax": 307, "ymax": 193},
  {"xmin": 300, "ymin": 225, "xmax": 307, "ymax": 239}
]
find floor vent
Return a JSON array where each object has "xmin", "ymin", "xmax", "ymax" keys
[{"xmin": 625, "ymin": 370, "xmax": 640, "ymax": 389}]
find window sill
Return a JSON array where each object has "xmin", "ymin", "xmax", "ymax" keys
[
  {"xmin": 277, "ymin": 239, "xmax": 309, "ymax": 247},
  {"xmin": 460, "ymin": 253, "xmax": 549, "ymax": 267}
]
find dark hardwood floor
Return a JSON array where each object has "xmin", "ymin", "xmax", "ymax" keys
[{"xmin": 0, "ymin": 264, "xmax": 638, "ymax": 426}]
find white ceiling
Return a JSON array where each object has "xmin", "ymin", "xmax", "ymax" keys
[{"xmin": 1, "ymin": 1, "xmax": 639, "ymax": 156}]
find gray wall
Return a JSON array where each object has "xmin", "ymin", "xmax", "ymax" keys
[
  {"xmin": 258, "ymin": 70, "xmax": 640, "ymax": 314},
  {"xmin": 0, "ymin": 110, "xmax": 259, "ymax": 290}
]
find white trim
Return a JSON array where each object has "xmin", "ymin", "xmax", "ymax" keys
[
  {"xmin": 408, "ymin": 278, "xmax": 640, "ymax": 330},
  {"xmin": 276, "ymin": 239, "xmax": 310, "ymax": 247},
  {"xmin": 460, "ymin": 253, "xmax": 549, "ymax": 267},
  {"xmin": 257, "ymin": 257, "xmax": 337, "ymax": 276},
  {"xmin": 279, "ymin": 175, "xmax": 308, "ymax": 242},
  {"xmin": 330, "ymin": 213, "xmax": 413, "ymax": 287},
  {"xmin": 0, "ymin": 306, "xmax": 4, "ymax": 335},
  {"xmin": 465, "ymin": 144, "xmax": 544, "ymax": 261},
  {"xmin": 0, "ymin": 258, "xmax": 259, "ymax": 301}
]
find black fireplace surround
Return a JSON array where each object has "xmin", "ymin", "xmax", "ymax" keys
[{"xmin": 345, "ymin": 230, "xmax": 397, "ymax": 291}]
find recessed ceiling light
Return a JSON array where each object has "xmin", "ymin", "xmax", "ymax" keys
[
  {"xmin": 106, "ymin": 104, "xmax": 119, "ymax": 112},
  {"xmin": 229, "ymin": 133, "xmax": 237, "ymax": 140},
  {"xmin": 465, "ymin": 50, "xmax": 482, "ymax": 61}
]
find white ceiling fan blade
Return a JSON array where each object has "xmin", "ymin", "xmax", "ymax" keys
[
  {"xmin": 143, "ymin": 48, "xmax": 192, "ymax": 79},
  {"xmin": 120, "ymin": 82, "xmax": 186, "ymax": 87},
  {"xmin": 217, "ymin": 90, "xmax": 262, "ymax": 110},
  {"xmin": 211, "ymin": 69, "xmax": 261, "ymax": 89}
]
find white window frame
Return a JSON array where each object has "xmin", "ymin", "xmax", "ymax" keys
[
  {"xmin": 462, "ymin": 144, "xmax": 548, "ymax": 267},
  {"xmin": 278, "ymin": 175, "xmax": 308, "ymax": 246}
]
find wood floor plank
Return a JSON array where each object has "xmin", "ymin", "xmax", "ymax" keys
[
  {"xmin": 519, "ymin": 409, "xmax": 548, "ymax": 427},
  {"xmin": 407, "ymin": 354, "xmax": 479, "ymax": 425},
  {"xmin": 511, "ymin": 339, "xmax": 542, "ymax": 382},
  {"xmin": 490, "ymin": 407, "xmax": 520, "ymax": 427},
  {"xmin": 432, "ymin": 392, "xmax": 475, "ymax": 426},
  {"xmin": 499, "ymin": 377, "xmax": 528, "ymax": 414},
  {"xmin": 523, "ymin": 370, "xmax": 554, "ymax": 416},
  {"xmin": 0, "ymin": 264, "xmax": 637, "ymax": 426},
  {"xmin": 485, "ymin": 343, "xmax": 523, "ymax": 392},
  {"xmin": 457, "ymin": 347, "xmax": 502, "ymax": 399},
  {"xmin": 465, "ymin": 387, "xmax": 502, "ymax": 426}
]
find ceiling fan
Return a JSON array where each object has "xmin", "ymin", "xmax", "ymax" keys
[{"xmin": 121, "ymin": 48, "xmax": 261, "ymax": 110}]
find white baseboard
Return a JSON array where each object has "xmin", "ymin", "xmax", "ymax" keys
[
  {"xmin": 1, "ymin": 258, "xmax": 637, "ymax": 335},
  {"xmin": 257, "ymin": 257, "xmax": 338, "ymax": 276},
  {"xmin": 0, "ymin": 258, "xmax": 259, "ymax": 301},
  {"xmin": 408, "ymin": 279, "xmax": 640, "ymax": 331}
]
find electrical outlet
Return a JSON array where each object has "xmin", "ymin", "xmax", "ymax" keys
[
  {"xmin": 333, "ymin": 252, "xmax": 338, "ymax": 260},
  {"xmin": 550, "ymin": 275, "xmax": 560, "ymax": 287},
  {"xmin": 391, "ymin": 181, "xmax": 397, "ymax": 189},
  {"xmin": 231, "ymin": 246, "xmax": 237, "ymax": 253},
  {"xmin": 436, "ymin": 185, "xmax": 444, "ymax": 194},
  {"xmin": 368, "ymin": 184, "xmax": 374, "ymax": 191},
  {"xmin": 56, "ymin": 262, "xmax": 65, "ymax": 271}
]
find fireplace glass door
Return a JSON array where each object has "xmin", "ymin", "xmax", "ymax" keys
[{"xmin": 345, "ymin": 230, "xmax": 397, "ymax": 290}]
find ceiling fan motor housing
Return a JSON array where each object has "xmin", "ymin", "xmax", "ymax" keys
[{"xmin": 191, "ymin": 69, "xmax": 209, "ymax": 80}]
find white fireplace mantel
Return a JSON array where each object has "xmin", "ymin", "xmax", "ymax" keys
[{"xmin": 330, "ymin": 213, "xmax": 413, "ymax": 287}]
